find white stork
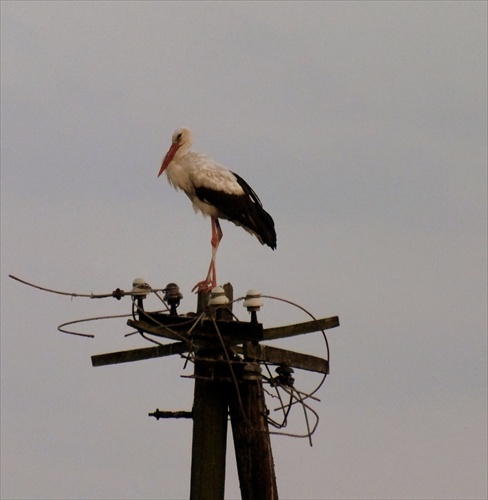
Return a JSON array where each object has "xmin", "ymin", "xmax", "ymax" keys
[{"xmin": 158, "ymin": 127, "xmax": 276, "ymax": 292}]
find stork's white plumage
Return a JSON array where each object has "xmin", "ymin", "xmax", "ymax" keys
[{"xmin": 158, "ymin": 127, "xmax": 276, "ymax": 292}]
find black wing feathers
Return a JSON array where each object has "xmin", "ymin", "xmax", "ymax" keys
[{"xmin": 194, "ymin": 172, "xmax": 277, "ymax": 249}]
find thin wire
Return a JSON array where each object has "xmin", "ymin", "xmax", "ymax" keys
[
  {"xmin": 268, "ymin": 383, "xmax": 320, "ymax": 442},
  {"xmin": 297, "ymin": 387, "xmax": 314, "ymax": 447},
  {"xmin": 272, "ymin": 386, "xmax": 321, "ymax": 410},
  {"xmin": 57, "ymin": 313, "xmax": 134, "ymax": 338},
  {"xmin": 261, "ymin": 294, "xmax": 330, "ymax": 404},
  {"xmin": 182, "ymin": 312, "xmax": 206, "ymax": 369},
  {"xmin": 129, "ymin": 301, "xmax": 205, "ymax": 369},
  {"xmin": 57, "ymin": 302, "xmax": 173, "ymax": 339},
  {"xmin": 9, "ymin": 274, "xmax": 167, "ymax": 299},
  {"xmin": 262, "ymin": 363, "xmax": 291, "ymax": 429},
  {"xmin": 261, "ymin": 294, "xmax": 330, "ymax": 362},
  {"xmin": 152, "ymin": 291, "xmax": 172, "ymax": 312},
  {"xmin": 140, "ymin": 332, "xmax": 166, "ymax": 346},
  {"xmin": 261, "ymin": 365, "xmax": 318, "ymax": 440},
  {"xmin": 133, "ymin": 304, "xmax": 199, "ymax": 344}
]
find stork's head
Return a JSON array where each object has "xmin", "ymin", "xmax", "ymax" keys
[{"xmin": 158, "ymin": 127, "xmax": 193, "ymax": 177}]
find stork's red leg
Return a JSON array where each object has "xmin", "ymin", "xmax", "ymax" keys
[
  {"xmin": 210, "ymin": 217, "xmax": 223, "ymax": 249},
  {"xmin": 192, "ymin": 218, "xmax": 223, "ymax": 293}
]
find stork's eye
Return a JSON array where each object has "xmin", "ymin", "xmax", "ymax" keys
[{"xmin": 176, "ymin": 133, "xmax": 182, "ymax": 141}]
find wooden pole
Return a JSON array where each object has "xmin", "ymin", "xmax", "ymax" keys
[
  {"xmin": 229, "ymin": 360, "xmax": 278, "ymax": 500},
  {"xmin": 189, "ymin": 349, "xmax": 229, "ymax": 500},
  {"xmin": 189, "ymin": 287, "xmax": 233, "ymax": 500}
]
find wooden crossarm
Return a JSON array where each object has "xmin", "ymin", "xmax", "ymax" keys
[
  {"xmin": 91, "ymin": 341, "xmax": 188, "ymax": 367},
  {"xmin": 262, "ymin": 316, "xmax": 339, "ymax": 341},
  {"xmin": 234, "ymin": 343, "xmax": 329, "ymax": 374}
]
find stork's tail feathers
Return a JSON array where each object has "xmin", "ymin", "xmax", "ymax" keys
[
  {"xmin": 232, "ymin": 172, "xmax": 276, "ymax": 250},
  {"xmin": 251, "ymin": 205, "xmax": 276, "ymax": 249}
]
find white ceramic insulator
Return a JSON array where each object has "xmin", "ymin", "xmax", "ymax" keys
[
  {"xmin": 208, "ymin": 286, "xmax": 229, "ymax": 306},
  {"xmin": 243, "ymin": 289, "xmax": 263, "ymax": 310},
  {"xmin": 132, "ymin": 277, "xmax": 150, "ymax": 297}
]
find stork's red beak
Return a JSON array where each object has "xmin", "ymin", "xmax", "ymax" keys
[{"xmin": 158, "ymin": 142, "xmax": 180, "ymax": 177}]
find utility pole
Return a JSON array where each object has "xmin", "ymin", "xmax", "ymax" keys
[
  {"xmin": 91, "ymin": 284, "xmax": 339, "ymax": 499},
  {"xmin": 229, "ymin": 358, "xmax": 278, "ymax": 500},
  {"xmin": 189, "ymin": 347, "xmax": 229, "ymax": 500},
  {"xmin": 189, "ymin": 286, "xmax": 232, "ymax": 500}
]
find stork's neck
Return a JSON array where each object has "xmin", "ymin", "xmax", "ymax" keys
[{"xmin": 165, "ymin": 152, "xmax": 195, "ymax": 194}]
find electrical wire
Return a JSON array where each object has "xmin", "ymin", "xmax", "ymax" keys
[
  {"xmin": 261, "ymin": 294, "xmax": 330, "ymax": 406},
  {"xmin": 9, "ymin": 274, "xmax": 167, "ymax": 299},
  {"xmin": 57, "ymin": 313, "xmax": 134, "ymax": 338}
]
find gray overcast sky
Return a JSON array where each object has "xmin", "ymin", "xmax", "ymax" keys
[{"xmin": 1, "ymin": 1, "xmax": 487, "ymax": 499}]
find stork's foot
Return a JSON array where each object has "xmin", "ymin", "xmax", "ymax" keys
[
  {"xmin": 191, "ymin": 279, "xmax": 216, "ymax": 294},
  {"xmin": 193, "ymin": 258, "xmax": 217, "ymax": 293}
]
